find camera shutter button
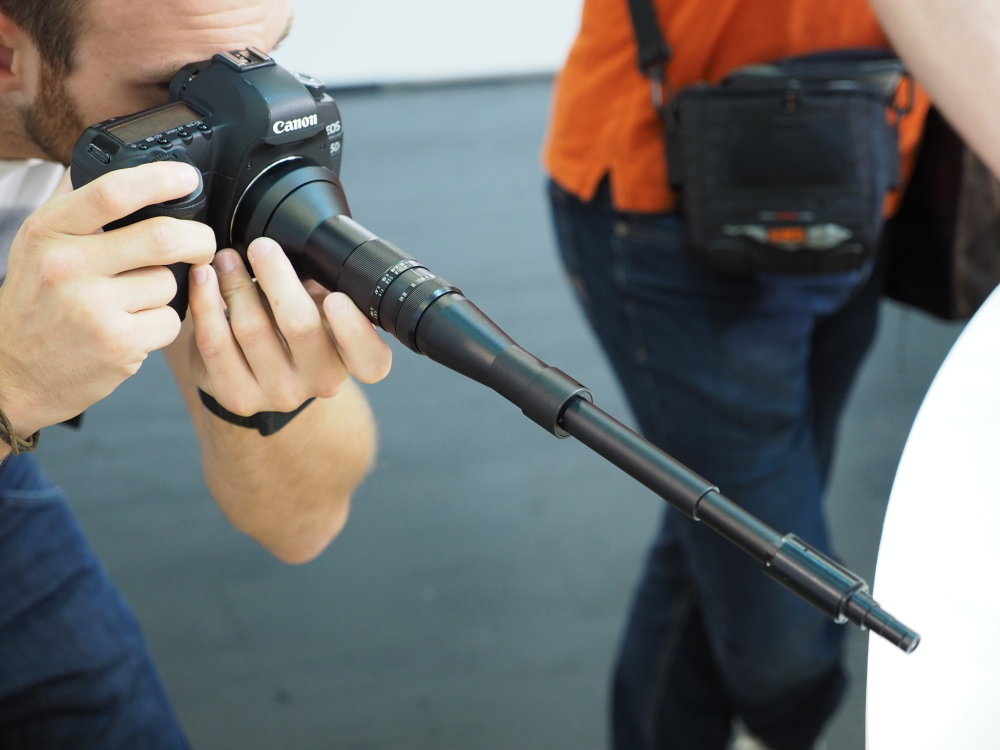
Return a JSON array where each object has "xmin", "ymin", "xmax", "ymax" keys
[{"xmin": 293, "ymin": 71, "xmax": 326, "ymax": 100}]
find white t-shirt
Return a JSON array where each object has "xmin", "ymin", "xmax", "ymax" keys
[{"xmin": 0, "ymin": 159, "xmax": 67, "ymax": 280}]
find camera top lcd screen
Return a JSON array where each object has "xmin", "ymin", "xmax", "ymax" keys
[{"xmin": 108, "ymin": 102, "xmax": 201, "ymax": 144}]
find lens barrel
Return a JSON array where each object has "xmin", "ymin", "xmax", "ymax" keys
[
  {"xmin": 233, "ymin": 158, "xmax": 460, "ymax": 351},
  {"xmin": 231, "ymin": 158, "xmax": 589, "ymax": 436}
]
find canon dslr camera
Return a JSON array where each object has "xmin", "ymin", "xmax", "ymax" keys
[{"xmin": 71, "ymin": 47, "xmax": 348, "ymax": 313}]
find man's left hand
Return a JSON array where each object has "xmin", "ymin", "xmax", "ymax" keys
[{"xmin": 177, "ymin": 236, "xmax": 392, "ymax": 417}]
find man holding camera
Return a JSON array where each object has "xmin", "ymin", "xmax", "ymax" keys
[{"xmin": 0, "ymin": 0, "xmax": 392, "ymax": 745}]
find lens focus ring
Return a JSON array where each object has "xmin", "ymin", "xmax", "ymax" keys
[{"xmin": 385, "ymin": 269, "xmax": 458, "ymax": 350}]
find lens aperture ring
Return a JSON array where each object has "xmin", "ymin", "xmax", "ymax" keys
[
  {"xmin": 382, "ymin": 269, "xmax": 459, "ymax": 350},
  {"xmin": 337, "ymin": 235, "xmax": 459, "ymax": 351},
  {"xmin": 368, "ymin": 259, "xmax": 422, "ymax": 325}
]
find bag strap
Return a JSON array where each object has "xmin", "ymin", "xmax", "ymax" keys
[
  {"xmin": 624, "ymin": 1, "xmax": 912, "ymax": 118},
  {"xmin": 625, "ymin": 0, "xmax": 672, "ymax": 76},
  {"xmin": 625, "ymin": 0, "xmax": 673, "ymax": 107}
]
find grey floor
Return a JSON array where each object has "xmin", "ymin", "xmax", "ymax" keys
[{"xmin": 38, "ymin": 77, "xmax": 964, "ymax": 749}]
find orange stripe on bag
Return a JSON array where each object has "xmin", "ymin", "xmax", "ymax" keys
[{"xmin": 768, "ymin": 226, "xmax": 807, "ymax": 245}]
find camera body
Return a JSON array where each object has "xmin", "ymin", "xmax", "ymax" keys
[{"xmin": 70, "ymin": 48, "xmax": 346, "ymax": 310}]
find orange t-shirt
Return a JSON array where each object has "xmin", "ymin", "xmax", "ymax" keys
[{"xmin": 543, "ymin": 0, "xmax": 932, "ymax": 214}]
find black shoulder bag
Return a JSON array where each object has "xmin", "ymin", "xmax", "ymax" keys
[
  {"xmin": 626, "ymin": 0, "xmax": 910, "ymax": 275},
  {"xmin": 881, "ymin": 106, "xmax": 1000, "ymax": 321}
]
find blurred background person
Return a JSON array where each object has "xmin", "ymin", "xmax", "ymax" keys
[{"xmin": 544, "ymin": 1, "xmax": 933, "ymax": 748}]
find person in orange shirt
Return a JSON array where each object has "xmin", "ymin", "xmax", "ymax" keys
[{"xmin": 544, "ymin": 1, "xmax": 931, "ymax": 748}]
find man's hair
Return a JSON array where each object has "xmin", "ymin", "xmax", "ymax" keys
[{"xmin": 0, "ymin": 0, "xmax": 86, "ymax": 74}]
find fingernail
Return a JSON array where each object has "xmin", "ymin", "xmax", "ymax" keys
[
  {"xmin": 170, "ymin": 162, "xmax": 200, "ymax": 191},
  {"xmin": 214, "ymin": 251, "xmax": 238, "ymax": 275},
  {"xmin": 192, "ymin": 265, "xmax": 209, "ymax": 285},
  {"xmin": 248, "ymin": 237, "xmax": 277, "ymax": 262},
  {"xmin": 324, "ymin": 292, "xmax": 353, "ymax": 316}
]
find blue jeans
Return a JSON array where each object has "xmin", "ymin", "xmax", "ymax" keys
[
  {"xmin": 0, "ymin": 453, "xmax": 190, "ymax": 749},
  {"xmin": 548, "ymin": 180, "xmax": 883, "ymax": 750}
]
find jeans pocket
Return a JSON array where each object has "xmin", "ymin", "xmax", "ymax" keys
[{"xmin": 547, "ymin": 179, "xmax": 591, "ymax": 305}]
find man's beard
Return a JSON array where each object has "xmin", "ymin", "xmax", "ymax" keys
[{"xmin": 22, "ymin": 63, "xmax": 85, "ymax": 165}]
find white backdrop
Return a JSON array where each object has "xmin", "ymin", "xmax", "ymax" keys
[{"xmin": 277, "ymin": 0, "xmax": 584, "ymax": 86}]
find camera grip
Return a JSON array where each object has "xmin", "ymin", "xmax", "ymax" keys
[
  {"xmin": 104, "ymin": 172, "xmax": 207, "ymax": 317},
  {"xmin": 167, "ymin": 260, "xmax": 194, "ymax": 317}
]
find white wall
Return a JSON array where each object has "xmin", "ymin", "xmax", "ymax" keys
[{"xmin": 277, "ymin": 0, "xmax": 584, "ymax": 86}]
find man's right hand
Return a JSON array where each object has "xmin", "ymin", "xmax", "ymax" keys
[{"xmin": 0, "ymin": 161, "xmax": 216, "ymax": 439}]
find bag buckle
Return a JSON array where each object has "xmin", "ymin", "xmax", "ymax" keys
[
  {"xmin": 647, "ymin": 66, "xmax": 673, "ymax": 111},
  {"xmin": 892, "ymin": 70, "xmax": 915, "ymax": 122}
]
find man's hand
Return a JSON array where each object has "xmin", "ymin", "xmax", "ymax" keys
[
  {"xmin": 164, "ymin": 236, "xmax": 391, "ymax": 563},
  {"xmin": 175, "ymin": 236, "xmax": 392, "ymax": 416},
  {"xmin": 0, "ymin": 161, "xmax": 215, "ymax": 437}
]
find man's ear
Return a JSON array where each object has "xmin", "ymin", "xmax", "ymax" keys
[{"xmin": 0, "ymin": 13, "xmax": 31, "ymax": 94}]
